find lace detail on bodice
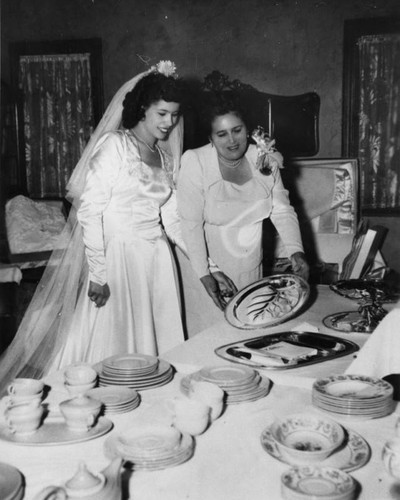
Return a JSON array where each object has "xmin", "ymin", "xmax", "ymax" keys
[{"xmin": 125, "ymin": 131, "xmax": 174, "ymax": 188}]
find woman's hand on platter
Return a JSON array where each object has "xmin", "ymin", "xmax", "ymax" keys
[
  {"xmin": 290, "ymin": 252, "xmax": 310, "ymax": 281},
  {"xmin": 200, "ymin": 272, "xmax": 237, "ymax": 310},
  {"xmin": 88, "ymin": 281, "xmax": 110, "ymax": 307}
]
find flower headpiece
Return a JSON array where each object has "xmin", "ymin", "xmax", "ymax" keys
[
  {"xmin": 151, "ymin": 60, "xmax": 178, "ymax": 78},
  {"xmin": 251, "ymin": 126, "xmax": 283, "ymax": 175}
]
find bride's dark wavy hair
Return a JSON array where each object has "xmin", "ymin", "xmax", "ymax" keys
[{"xmin": 122, "ymin": 73, "xmax": 184, "ymax": 129}]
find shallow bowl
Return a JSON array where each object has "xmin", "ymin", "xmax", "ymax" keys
[
  {"xmin": 271, "ymin": 412, "xmax": 345, "ymax": 465},
  {"xmin": 281, "ymin": 465, "xmax": 356, "ymax": 500}
]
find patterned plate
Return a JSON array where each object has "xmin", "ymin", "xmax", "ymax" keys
[
  {"xmin": 260, "ymin": 425, "xmax": 370, "ymax": 472},
  {"xmin": 313, "ymin": 374, "xmax": 393, "ymax": 400},
  {"xmin": 224, "ymin": 274, "xmax": 310, "ymax": 329}
]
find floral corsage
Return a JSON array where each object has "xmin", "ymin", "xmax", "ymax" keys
[{"xmin": 251, "ymin": 126, "xmax": 283, "ymax": 175}]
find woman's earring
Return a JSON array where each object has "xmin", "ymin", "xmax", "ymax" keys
[{"xmin": 210, "ymin": 140, "xmax": 214, "ymax": 148}]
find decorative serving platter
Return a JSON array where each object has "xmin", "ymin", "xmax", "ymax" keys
[
  {"xmin": 323, "ymin": 311, "xmax": 379, "ymax": 333},
  {"xmin": 0, "ymin": 416, "xmax": 113, "ymax": 446},
  {"xmin": 260, "ymin": 425, "xmax": 370, "ymax": 472},
  {"xmin": 224, "ymin": 274, "xmax": 310, "ymax": 329},
  {"xmin": 215, "ymin": 331, "xmax": 359, "ymax": 370}
]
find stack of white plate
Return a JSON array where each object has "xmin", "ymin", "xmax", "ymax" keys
[
  {"xmin": 85, "ymin": 387, "xmax": 140, "ymax": 415},
  {"xmin": 312, "ymin": 374, "xmax": 394, "ymax": 419},
  {"xmin": 181, "ymin": 365, "xmax": 271, "ymax": 404},
  {"xmin": 0, "ymin": 462, "xmax": 24, "ymax": 500},
  {"xmin": 98, "ymin": 354, "xmax": 174, "ymax": 390},
  {"xmin": 104, "ymin": 426, "xmax": 194, "ymax": 471}
]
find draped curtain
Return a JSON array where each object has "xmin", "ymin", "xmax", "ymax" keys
[
  {"xmin": 19, "ymin": 54, "xmax": 94, "ymax": 198},
  {"xmin": 358, "ymin": 34, "xmax": 400, "ymax": 210}
]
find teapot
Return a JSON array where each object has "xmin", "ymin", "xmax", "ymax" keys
[{"xmin": 32, "ymin": 458, "xmax": 123, "ymax": 500}]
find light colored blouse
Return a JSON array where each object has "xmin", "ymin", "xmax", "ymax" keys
[{"xmin": 177, "ymin": 143, "xmax": 304, "ymax": 289}]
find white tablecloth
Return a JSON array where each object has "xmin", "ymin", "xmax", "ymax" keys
[{"xmin": 0, "ymin": 285, "xmax": 398, "ymax": 500}]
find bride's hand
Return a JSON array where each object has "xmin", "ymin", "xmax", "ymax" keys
[{"xmin": 88, "ymin": 281, "xmax": 110, "ymax": 307}]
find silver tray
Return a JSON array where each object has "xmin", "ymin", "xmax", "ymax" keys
[
  {"xmin": 0, "ymin": 416, "xmax": 113, "ymax": 446},
  {"xmin": 215, "ymin": 331, "xmax": 359, "ymax": 370},
  {"xmin": 224, "ymin": 274, "xmax": 310, "ymax": 330}
]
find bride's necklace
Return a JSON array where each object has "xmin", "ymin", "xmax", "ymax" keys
[
  {"xmin": 131, "ymin": 131, "xmax": 157, "ymax": 153},
  {"xmin": 217, "ymin": 154, "xmax": 243, "ymax": 169}
]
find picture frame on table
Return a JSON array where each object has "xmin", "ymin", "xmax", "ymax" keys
[{"xmin": 281, "ymin": 157, "xmax": 360, "ymax": 274}]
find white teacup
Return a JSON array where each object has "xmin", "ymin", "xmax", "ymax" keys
[
  {"xmin": 5, "ymin": 401, "xmax": 44, "ymax": 435},
  {"xmin": 189, "ymin": 381, "xmax": 225, "ymax": 420},
  {"xmin": 172, "ymin": 397, "xmax": 210, "ymax": 436},
  {"xmin": 8, "ymin": 378, "xmax": 44, "ymax": 397},
  {"xmin": 64, "ymin": 364, "xmax": 98, "ymax": 385},
  {"xmin": 65, "ymin": 380, "xmax": 97, "ymax": 396},
  {"xmin": 5, "ymin": 391, "xmax": 43, "ymax": 409},
  {"xmin": 383, "ymin": 438, "xmax": 400, "ymax": 480}
]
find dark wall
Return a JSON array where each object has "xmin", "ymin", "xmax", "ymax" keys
[{"xmin": 2, "ymin": 0, "xmax": 400, "ymax": 272}]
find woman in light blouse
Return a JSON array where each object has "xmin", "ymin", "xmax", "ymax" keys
[{"xmin": 177, "ymin": 93, "xmax": 308, "ymax": 310}]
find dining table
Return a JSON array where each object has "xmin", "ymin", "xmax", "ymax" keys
[{"xmin": 0, "ymin": 284, "xmax": 399, "ymax": 500}]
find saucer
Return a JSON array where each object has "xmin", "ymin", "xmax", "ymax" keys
[
  {"xmin": 260, "ymin": 425, "xmax": 370, "ymax": 472},
  {"xmin": 104, "ymin": 432, "xmax": 194, "ymax": 471}
]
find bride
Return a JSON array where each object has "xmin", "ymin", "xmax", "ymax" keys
[{"xmin": 0, "ymin": 61, "xmax": 186, "ymax": 391}]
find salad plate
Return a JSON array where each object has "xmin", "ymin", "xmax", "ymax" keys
[{"xmin": 224, "ymin": 274, "xmax": 310, "ymax": 329}]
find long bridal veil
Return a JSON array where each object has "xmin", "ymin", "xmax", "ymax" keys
[{"xmin": 0, "ymin": 66, "xmax": 183, "ymax": 394}]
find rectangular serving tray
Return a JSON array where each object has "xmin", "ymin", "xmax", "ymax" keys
[{"xmin": 215, "ymin": 331, "xmax": 359, "ymax": 370}]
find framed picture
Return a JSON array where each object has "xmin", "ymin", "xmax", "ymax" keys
[
  {"xmin": 282, "ymin": 158, "xmax": 359, "ymax": 268},
  {"xmin": 342, "ymin": 17, "xmax": 400, "ymax": 214}
]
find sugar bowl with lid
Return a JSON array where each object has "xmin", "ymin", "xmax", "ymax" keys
[{"xmin": 59, "ymin": 394, "xmax": 102, "ymax": 433}]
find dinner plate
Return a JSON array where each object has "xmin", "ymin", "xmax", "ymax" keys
[
  {"xmin": 199, "ymin": 365, "xmax": 257, "ymax": 386},
  {"xmin": 0, "ymin": 462, "xmax": 23, "ymax": 500},
  {"xmin": 102, "ymin": 353, "xmax": 159, "ymax": 372},
  {"xmin": 224, "ymin": 274, "xmax": 310, "ymax": 329},
  {"xmin": 0, "ymin": 416, "xmax": 113, "ymax": 446},
  {"xmin": 99, "ymin": 360, "xmax": 174, "ymax": 390},
  {"xmin": 180, "ymin": 371, "xmax": 271, "ymax": 404},
  {"xmin": 260, "ymin": 426, "xmax": 370, "ymax": 472}
]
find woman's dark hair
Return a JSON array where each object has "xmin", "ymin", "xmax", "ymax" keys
[
  {"xmin": 200, "ymin": 91, "xmax": 248, "ymax": 136},
  {"xmin": 122, "ymin": 72, "xmax": 185, "ymax": 129}
]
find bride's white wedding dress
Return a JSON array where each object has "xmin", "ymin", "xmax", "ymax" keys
[{"xmin": 50, "ymin": 130, "xmax": 185, "ymax": 369}]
